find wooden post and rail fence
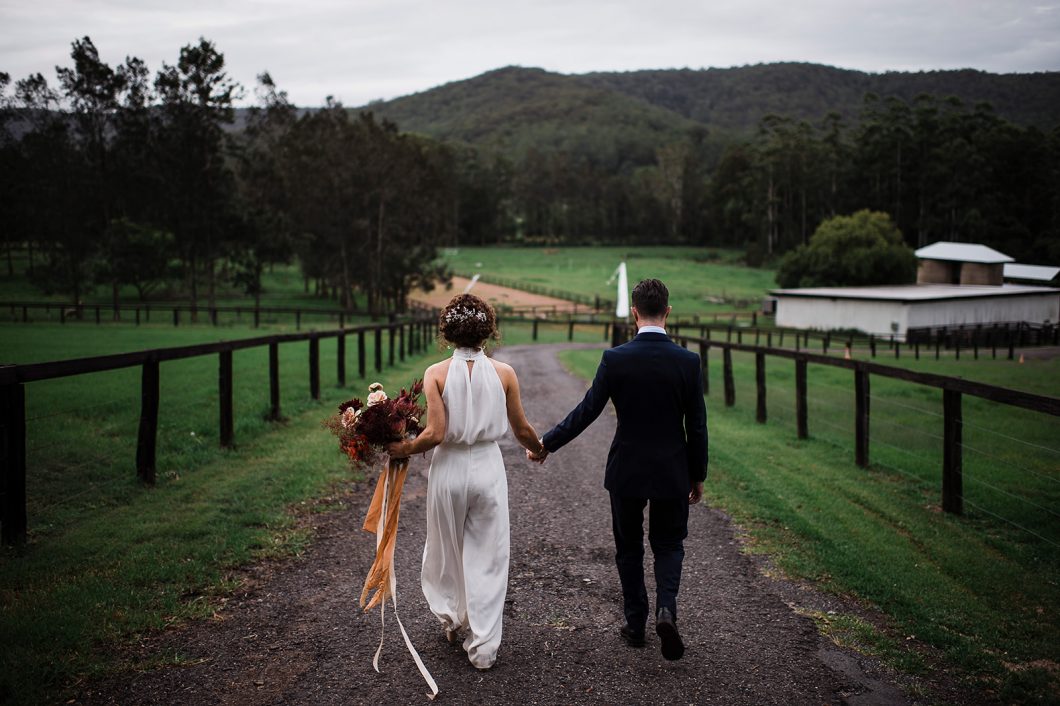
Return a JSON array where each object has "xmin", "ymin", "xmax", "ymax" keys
[
  {"xmin": 0, "ymin": 317, "xmax": 437, "ymax": 545},
  {"xmin": 611, "ymin": 322, "xmax": 1060, "ymax": 518}
]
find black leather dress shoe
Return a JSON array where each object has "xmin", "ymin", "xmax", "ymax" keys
[
  {"xmin": 655, "ymin": 607, "xmax": 685, "ymax": 660},
  {"xmin": 619, "ymin": 624, "xmax": 646, "ymax": 648}
]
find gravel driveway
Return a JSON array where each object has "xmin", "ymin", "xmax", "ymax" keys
[{"xmin": 78, "ymin": 343, "xmax": 919, "ymax": 705}]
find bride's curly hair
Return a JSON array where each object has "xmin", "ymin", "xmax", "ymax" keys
[{"xmin": 437, "ymin": 294, "xmax": 499, "ymax": 349}]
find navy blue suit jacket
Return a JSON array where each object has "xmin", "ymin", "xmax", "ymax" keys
[{"xmin": 542, "ymin": 332, "xmax": 708, "ymax": 498}]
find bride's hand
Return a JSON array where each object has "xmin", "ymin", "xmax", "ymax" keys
[{"xmin": 386, "ymin": 441, "xmax": 407, "ymax": 458}]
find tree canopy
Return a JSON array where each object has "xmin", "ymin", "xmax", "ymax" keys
[{"xmin": 775, "ymin": 210, "xmax": 917, "ymax": 288}]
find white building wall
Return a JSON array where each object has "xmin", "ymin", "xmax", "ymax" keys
[
  {"xmin": 775, "ymin": 297, "xmax": 908, "ymax": 335},
  {"xmin": 904, "ymin": 295, "xmax": 1058, "ymax": 330},
  {"xmin": 775, "ymin": 293, "xmax": 1058, "ymax": 337}
]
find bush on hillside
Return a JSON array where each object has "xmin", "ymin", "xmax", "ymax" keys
[{"xmin": 775, "ymin": 210, "xmax": 917, "ymax": 288}]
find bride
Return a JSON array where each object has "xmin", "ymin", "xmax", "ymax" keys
[{"xmin": 387, "ymin": 294, "xmax": 546, "ymax": 670}]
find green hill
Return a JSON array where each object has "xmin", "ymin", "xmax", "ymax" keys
[
  {"xmin": 361, "ymin": 66, "xmax": 701, "ymax": 169},
  {"xmin": 361, "ymin": 63, "xmax": 1060, "ymax": 165},
  {"xmin": 582, "ymin": 62, "xmax": 1060, "ymax": 131}
]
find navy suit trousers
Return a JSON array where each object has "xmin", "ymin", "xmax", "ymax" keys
[{"xmin": 609, "ymin": 493, "xmax": 689, "ymax": 630}]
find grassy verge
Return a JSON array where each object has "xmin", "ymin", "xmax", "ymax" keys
[
  {"xmin": 440, "ymin": 245, "xmax": 775, "ymax": 314},
  {"xmin": 558, "ymin": 347, "xmax": 1059, "ymax": 704},
  {"xmin": 0, "ymin": 323, "xmax": 445, "ymax": 705}
]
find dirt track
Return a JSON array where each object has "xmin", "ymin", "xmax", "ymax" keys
[
  {"xmin": 410, "ymin": 276, "xmax": 580, "ymax": 312},
  {"xmin": 79, "ymin": 343, "xmax": 929, "ymax": 705}
]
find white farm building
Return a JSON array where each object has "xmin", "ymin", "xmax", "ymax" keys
[{"xmin": 770, "ymin": 242, "xmax": 1059, "ymax": 339}]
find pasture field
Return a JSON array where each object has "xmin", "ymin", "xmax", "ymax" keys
[
  {"xmin": 560, "ymin": 346, "xmax": 1060, "ymax": 703},
  {"xmin": 0, "ymin": 322, "xmax": 445, "ymax": 704},
  {"xmin": 440, "ymin": 245, "xmax": 775, "ymax": 314},
  {"xmin": 0, "ymin": 252, "xmax": 344, "ymax": 313}
]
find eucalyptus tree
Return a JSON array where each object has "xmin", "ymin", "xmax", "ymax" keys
[
  {"xmin": 154, "ymin": 37, "xmax": 242, "ymax": 313},
  {"xmin": 232, "ymin": 73, "xmax": 297, "ymax": 308}
]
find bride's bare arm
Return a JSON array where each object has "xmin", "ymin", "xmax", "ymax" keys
[
  {"xmin": 495, "ymin": 361, "xmax": 546, "ymax": 456},
  {"xmin": 386, "ymin": 363, "xmax": 446, "ymax": 458}
]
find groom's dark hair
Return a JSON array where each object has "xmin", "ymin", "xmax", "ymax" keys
[{"xmin": 631, "ymin": 279, "xmax": 669, "ymax": 318}]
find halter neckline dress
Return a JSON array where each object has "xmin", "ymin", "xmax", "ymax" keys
[{"xmin": 420, "ymin": 347, "xmax": 510, "ymax": 669}]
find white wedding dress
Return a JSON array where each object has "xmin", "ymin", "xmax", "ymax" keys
[{"xmin": 421, "ymin": 347, "xmax": 510, "ymax": 669}]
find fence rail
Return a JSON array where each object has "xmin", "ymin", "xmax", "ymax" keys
[
  {"xmin": 0, "ymin": 317, "xmax": 438, "ymax": 545},
  {"xmin": 1, "ymin": 300, "xmax": 403, "ymax": 330}
]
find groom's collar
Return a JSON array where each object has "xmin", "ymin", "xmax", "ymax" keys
[{"xmin": 637, "ymin": 325, "xmax": 668, "ymax": 335}]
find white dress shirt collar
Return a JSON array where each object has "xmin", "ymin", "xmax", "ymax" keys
[{"xmin": 637, "ymin": 325, "xmax": 668, "ymax": 335}]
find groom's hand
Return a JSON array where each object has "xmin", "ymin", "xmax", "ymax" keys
[
  {"xmin": 688, "ymin": 481, "xmax": 703, "ymax": 505},
  {"xmin": 526, "ymin": 440, "xmax": 549, "ymax": 463}
]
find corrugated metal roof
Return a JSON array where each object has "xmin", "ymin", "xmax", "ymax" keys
[
  {"xmin": 1004, "ymin": 263, "xmax": 1060, "ymax": 281},
  {"xmin": 769, "ymin": 283, "xmax": 1058, "ymax": 303},
  {"xmin": 914, "ymin": 242, "xmax": 1013, "ymax": 263}
]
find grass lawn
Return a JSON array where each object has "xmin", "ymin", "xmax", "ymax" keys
[
  {"xmin": 440, "ymin": 245, "xmax": 776, "ymax": 315},
  {"xmin": 0, "ymin": 322, "xmax": 446, "ymax": 705},
  {"xmin": 0, "ymin": 253, "xmax": 346, "ymax": 313},
  {"xmin": 558, "ymin": 346, "xmax": 1059, "ymax": 704}
]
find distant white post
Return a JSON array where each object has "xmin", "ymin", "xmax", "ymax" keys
[
  {"xmin": 463, "ymin": 274, "xmax": 481, "ymax": 293},
  {"xmin": 612, "ymin": 262, "xmax": 629, "ymax": 318}
]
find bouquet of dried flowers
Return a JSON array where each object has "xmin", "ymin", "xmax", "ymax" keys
[
  {"xmin": 325, "ymin": 380, "xmax": 425, "ymax": 467},
  {"xmin": 324, "ymin": 379, "xmax": 438, "ymax": 699}
]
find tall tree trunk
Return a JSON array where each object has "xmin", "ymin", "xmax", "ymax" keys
[
  {"xmin": 207, "ymin": 251, "xmax": 216, "ymax": 310},
  {"xmin": 188, "ymin": 252, "xmax": 198, "ymax": 320},
  {"xmin": 375, "ymin": 198, "xmax": 386, "ymax": 319}
]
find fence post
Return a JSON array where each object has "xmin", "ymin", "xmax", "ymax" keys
[
  {"xmin": 356, "ymin": 329, "xmax": 366, "ymax": 379},
  {"xmin": 568, "ymin": 319, "xmax": 574, "ymax": 341},
  {"xmin": 268, "ymin": 342, "xmax": 281, "ymax": 421},
  {"xmin": 533, "ymin": 319, "xmax": 539, "ymax": 341},
  {"xmin": 374, "ymin": 327, "xmax": 383, "ymax": 373},
  {"xmin": 135, "ymin": 308, "xmax": 140, "ymax": 326},
  {"xmin": 699, "ymin": 342, "xmax": 709, "ymax": 395},
  {"xmin": 943, "ymin": 388, "xmax": 963, "ymax": 515},
  {"xmin": 603, "ymin": 322, "xmax": 610, "ymax": 341},
  {"xmin": 755, "ymin": 352, "xmax": 766, "ymax": 423},
  {"xmin": 723, "ymin": 347, "xmax": 735, "ymax": 407},
  {"xmin": 855, "ymin": 367, "xmax": 869, "ymax": 468},
  {"xmin": 219, "ymin": 349, "xmax": 234, "ymax": 448},
  {"xmin": 1, "ymin": 380, "xmax": 27, "ymax": 545},
  {"xmin": 399, "ymin": 324, "xmax": 406, "ymax": 362},
  {"xmin": 173, "ymin": 307, "xmax": 179, "ymax": 327},
  {"xmin": 61, "ymin": 307, "xmax": 66, "ymax": 324},
  {"xmin": 95, "ymin": 306, "xmax": 101, "ymax": 324},
  {"xmin": 337, "ymin": 332, "xmax": 346, "ymax": 387},
  {"xmin": 389, "ymin": 326, "xmax": 395, "ymax": 367},
  {"xmin": 309, "ymin": 335, "xmax": 320, "ymax": 400},
  {"xmin": 136, "ymin": 357, "xmax": 159, "ymax": 484},
  {"xmin": 795, "ymin": 357, "xmax": 808, "ymax": 439},
  {"xmin": 254, "ymin": 307, "xmax": 260, "ymax": 329}
]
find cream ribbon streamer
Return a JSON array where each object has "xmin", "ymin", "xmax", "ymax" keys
[{"xmin": 362, "ymin": 458, "xmax": 439, "ymax": 700}]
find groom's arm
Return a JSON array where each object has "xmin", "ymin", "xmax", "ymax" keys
[
  {"xmin": 684, "ymin": 361, "xmax": 708, "ymax": 483},
  {"xmin": 542, "ymin": 353, "xmax": 611, "ymax": 453}
]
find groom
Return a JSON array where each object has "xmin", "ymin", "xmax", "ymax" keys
[{"xmin": 530, "ymin": 278, "xmax": 707, "ymax": 660}]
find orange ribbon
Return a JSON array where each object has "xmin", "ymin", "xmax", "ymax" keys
[{"xmin": 360, "ymin": 457, "xmax": 439, "ymax": 700}]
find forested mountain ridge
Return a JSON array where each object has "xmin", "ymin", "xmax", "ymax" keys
[
  {"xmin": 363, "ymin": 63, "xmax": 1060, "ymax": 153},
  {"xmin": 361, "ymin": 66, "xmax": 702, "ymax": 169},
  {"xmin": 581, "ymin": 63, "xmax": 1060, "ymax": 132}
]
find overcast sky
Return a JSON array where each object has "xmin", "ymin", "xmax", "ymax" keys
[{"xmin": 2, "ymin": 0, "xmax": 1059, "ymax": 107}]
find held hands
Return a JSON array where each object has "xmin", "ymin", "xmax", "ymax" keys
[
  {"xmin": 526, "ymin": 439, "xmax": 549, "ymax": 464},
  {"xmin": 688, "ymin": 481, "xmax": 704, "ymax": 505}
]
